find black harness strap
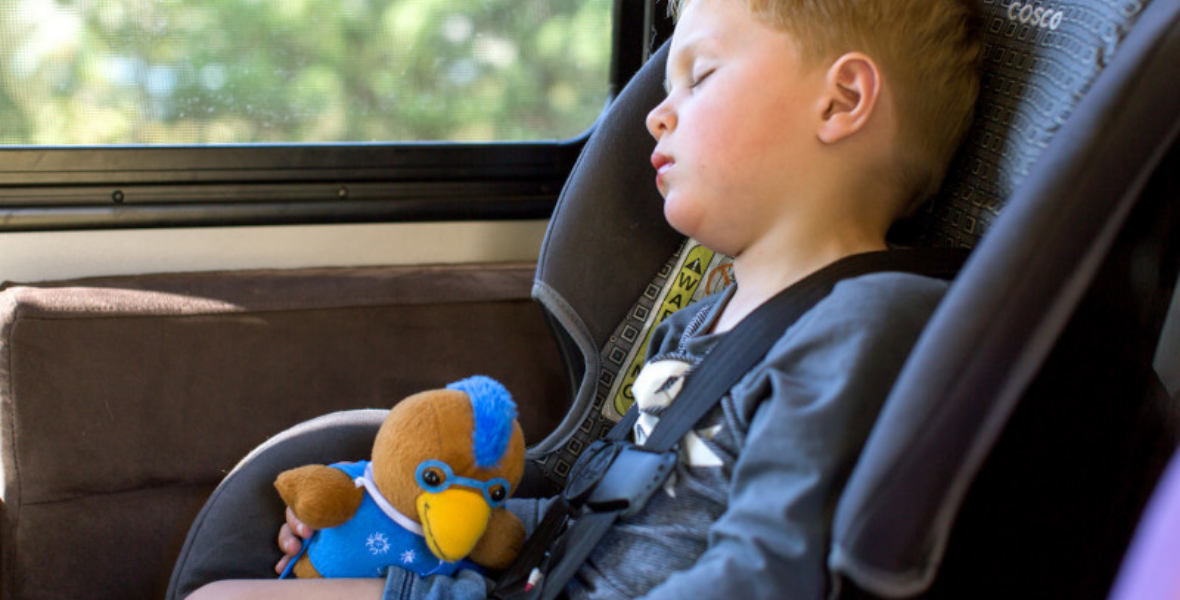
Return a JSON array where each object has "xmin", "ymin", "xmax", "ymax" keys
[{"xmin": 492, "ymin": 249, "xmax": 968, "ymax": 600}]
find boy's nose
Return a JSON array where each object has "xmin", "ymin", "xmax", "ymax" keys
[{"xmin": 646, "ymin": 99, "xmax": 676, "ymax": 139}]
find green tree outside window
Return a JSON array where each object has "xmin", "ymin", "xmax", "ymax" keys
[{"xmin": 0, "ymin": 0, "xmax": 611, "ymax": 145}]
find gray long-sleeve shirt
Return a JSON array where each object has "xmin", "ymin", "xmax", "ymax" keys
[{"xmin": 382, "ymin": 271, "xmax": 949, "ymax": 600}]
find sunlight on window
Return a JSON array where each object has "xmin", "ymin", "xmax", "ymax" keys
[{"xmin": 0, "ymin": 0, "xmax": 612, "ymax": 145}]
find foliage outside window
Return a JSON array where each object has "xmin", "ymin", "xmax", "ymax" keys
[{"xmin": 0, "ymin": 0, "xmax": 612, "ymax": 145}]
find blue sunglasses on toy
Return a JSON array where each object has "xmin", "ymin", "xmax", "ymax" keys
[{"xmin": 415, "ymin": 459, "xmax": 511, "ymax": 508}]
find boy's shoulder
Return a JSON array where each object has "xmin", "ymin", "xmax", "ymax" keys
[
  {"xmin": 727, "ymin": 271, "xmax": 949, "ymax": 417},
  {"xmin": 823, "ymin": 271, "xmax": 950, "ymax": 316},
  {"xmin": 769, "ymin": 271, "xmax": 950, "ymax": 363},
  {"xmin": 650, "ymin": 269, "xmax": 949, "ymax": 363}
]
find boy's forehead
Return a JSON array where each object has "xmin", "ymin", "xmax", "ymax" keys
[
  {"xmin": 663, "ymin": 0, "xmax": 748, "ymax": 86},
  {"xmin": 672, "ymin": 0, "xmax": 722, "ymax": 44},
  {"xmin": 668, "ymin": 3, "xmax": 726, "ymax": 61},
  {"xmin": 668, "ymin": 0, "xmax": 773, "ymax": 60}
]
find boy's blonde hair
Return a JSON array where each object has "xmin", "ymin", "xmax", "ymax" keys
[{"xmin": 672, "ymin": 0, "xmax": 982, "ymax": 209}]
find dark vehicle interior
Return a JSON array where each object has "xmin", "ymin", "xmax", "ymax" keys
[{"xmin": 1, "ymin": 0, "xmax": 1178, "ymax": 598}]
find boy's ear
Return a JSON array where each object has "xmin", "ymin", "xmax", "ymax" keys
[{"xmin": 816, "ymin": 53, "xmax": 882, "ymax": 144}]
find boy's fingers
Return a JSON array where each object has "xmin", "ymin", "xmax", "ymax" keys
[
  {"xmin": 278, "ymin": 524, "xmax": 299, "ymax": 554},
  {"xmin": 285, "ymin": 507, "xmax": 313, "ymax": 538},
  {"xmin": 275, "ymin": 554, "xmax": 291, "ymax": 575},
  {"xmin": 276, "ymin": 506, "xmax": 314, "ymax": 575}
]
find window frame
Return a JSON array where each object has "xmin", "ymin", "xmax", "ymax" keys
[{"xmin": 0, "ymin": 0, "xmax": 671, "ymax": 232}]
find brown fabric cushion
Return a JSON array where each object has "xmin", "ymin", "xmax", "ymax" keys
[{"xmin": 0, "ymin": 263, "xmax": 566, "ymax": 600}]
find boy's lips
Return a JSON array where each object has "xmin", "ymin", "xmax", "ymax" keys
[
  {"xmin": 651, "ymin": 152, "xmax": 674, "ymax": 191},
  {"xmin": 651, "ymin": 152, "xmax": 673, "ymax": 173}
]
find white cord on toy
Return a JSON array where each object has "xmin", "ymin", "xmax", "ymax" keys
[{"xmin": 356, "ymin": 463, "xmax": 424, "ymax": 536}]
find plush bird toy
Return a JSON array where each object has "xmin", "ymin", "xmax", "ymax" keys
[{"xmin": 275, "ymin": 375, "xmax": 527, "ymax": 579}]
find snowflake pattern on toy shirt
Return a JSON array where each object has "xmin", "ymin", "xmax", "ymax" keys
[{"xmin": 367, "ymin": 532, "xmax": 392, "ymax": 555}]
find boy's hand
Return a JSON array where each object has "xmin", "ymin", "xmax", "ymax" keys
[{"xmin": 275, "ymin": 507, "xmax": 316, "ymax": 575}]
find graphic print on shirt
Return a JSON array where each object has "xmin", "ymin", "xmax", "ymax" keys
[{"xmin": 367, "ymin": 532, "xmax": 392, "ymax": 556}]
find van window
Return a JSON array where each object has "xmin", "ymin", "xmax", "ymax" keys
[{"xmin": 0, "ymin": 0, "xmax": 612, "ymax": 144}]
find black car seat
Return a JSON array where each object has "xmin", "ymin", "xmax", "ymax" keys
[{"xmin": 168, "ymin": 0, "xmax": 1180, "ymax": 597}]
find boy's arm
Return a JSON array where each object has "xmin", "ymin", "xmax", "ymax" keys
[{"xmin": 638, "ymin": 273, "xmax": 949, "ymax": 600}]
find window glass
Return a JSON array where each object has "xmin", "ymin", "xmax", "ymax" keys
[{"xmin": 0, "ymin": 0, "xmax": 611, "ymax": 145}]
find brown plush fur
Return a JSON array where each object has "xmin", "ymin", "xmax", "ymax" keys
[
  {"xmin": 275, "ymin": 465, "xmax": 365, "ymax": 530},
  {"xmin": 292, "ymin": 554, "xmax": 323, "ymax": 578},
  {"xmin": 274, "ymin": 387, "xmax": 527, "ymax": 578},
  {"xmin": 468, "ymin": 504, "xmax": 527, "ymax": 570}
]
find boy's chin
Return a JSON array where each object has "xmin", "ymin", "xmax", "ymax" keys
[
  {"xmin": 664, "ymin": 215, "xmax": 699, "ymax": 244},
  {"xmin": 663, "ymin": 205, "xmax": 726, "ymax": 254},
  {"xmin": 662, "ymin": 199, "xmax": 698, "ymax": 237}
]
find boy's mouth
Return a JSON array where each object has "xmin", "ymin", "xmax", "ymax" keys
[
  {"xmin": 651, "ymin": 152, "xmax": 673, "ymax": 173},
  {"xmin": 651, "ymin": 152, "xmax": 674, "ymax": 192}
]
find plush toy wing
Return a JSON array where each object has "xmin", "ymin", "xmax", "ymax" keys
[{"xmin": 275, "ymin": 464, "xmax": 365, "ymax": 530}]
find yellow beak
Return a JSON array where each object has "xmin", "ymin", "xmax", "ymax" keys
[{"xmin": 417, "ymin": 488, "xmax": 492, "ymax": 563}]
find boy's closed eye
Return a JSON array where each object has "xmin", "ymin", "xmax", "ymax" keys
[
  {"xmin": 663, "ymin": 62, "xmax": 715, "ymax": 95},
  {"xmin": 690, "ymin": 66, "xmax": 715, "ymax": 89},
  {"xmin": 664, "ymin": 35, "xmax": 720, "ymax": 94}
]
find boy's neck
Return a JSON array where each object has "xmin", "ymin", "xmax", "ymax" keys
[{"xmin": 711, "ymin": 222, "xmax": 889, "ymax": 334}]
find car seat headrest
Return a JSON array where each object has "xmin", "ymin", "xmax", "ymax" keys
[
  {"xmin": 530, "ymin": 43, "xmax": 679, "ymax": 467},
  {"xmin": 894, "ymin": 0, "xmax": 1152, "ymax": 247},
  {"xmin": 535, "ymin": 42, "xmax": 677, "ymax": 355}
]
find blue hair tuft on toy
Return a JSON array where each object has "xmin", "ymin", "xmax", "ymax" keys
[{"xmin": 447, "ymin": 375, "xmax": 517, "ymax": 469}]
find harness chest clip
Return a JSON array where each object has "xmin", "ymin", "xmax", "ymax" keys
[{"xmin": 563, "ymin": 440, "xmax": 677, "ymax": 518}]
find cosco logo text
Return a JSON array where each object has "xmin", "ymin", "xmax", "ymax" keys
[{"xmin": 1007, "ymin": 2, "xmax": 1065, "ymax": 29}]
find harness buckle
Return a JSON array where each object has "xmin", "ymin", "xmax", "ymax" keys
[{"xmin": 563, "ymin": 439, "xmax": 676, "ymax": 518}]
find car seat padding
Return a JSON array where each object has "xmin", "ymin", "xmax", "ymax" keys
[{"xmin": 895, "ymin": 0, "xmax": 1154, "ymax": 248}]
